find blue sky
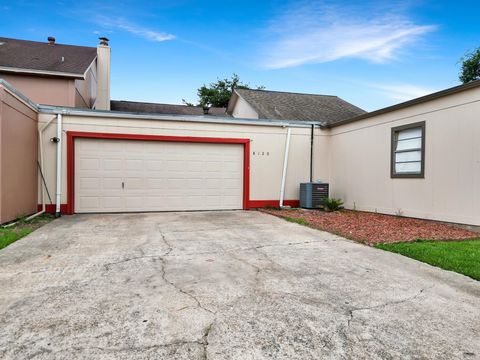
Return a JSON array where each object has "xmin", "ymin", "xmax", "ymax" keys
[{"xmin": 1, "ymin": 0, "xmax": 478, "ymax": 110}]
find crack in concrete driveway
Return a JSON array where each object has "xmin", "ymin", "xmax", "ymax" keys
[{"xmin": 0, "ymin": 211, "xmax": 479, "ymax": 359}]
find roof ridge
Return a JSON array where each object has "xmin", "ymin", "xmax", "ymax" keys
[
  {"xmin": 236, "ymin": 88, "xmax": 338, "ymax": 97},
  {"xmin": 0, "ymin": 37, "xmax": 96, "ymax": 50}
]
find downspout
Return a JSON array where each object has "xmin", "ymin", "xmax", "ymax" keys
[
  {"xmin": 55, "ymin": 113, "xmax": 62, "ymax": 217},
  {"xmin": 279, "ymin": 127, "xmax": 291, "ymax": 208},
  {"xmin": 310, "ymin": 124, "xmax": 314, "ymax": 182}
]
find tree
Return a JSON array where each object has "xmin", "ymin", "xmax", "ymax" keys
[
  {"xmin": 185, "ymin": 74, "xmax": 263, "ymax": 108},
  {"xmin": 459, "ymin": 47, "xmax": 480, "ymax": 84}
]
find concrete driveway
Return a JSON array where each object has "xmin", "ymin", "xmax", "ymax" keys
[{"xmin": 0, "ymin": 211, "xmax": 479, "ymax": 359}]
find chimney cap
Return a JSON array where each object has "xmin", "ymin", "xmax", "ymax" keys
[
  {"xmin": 98, "ymin": 37, "xmax": 109, "ymax": 46},
  {"xmin": 47, "ymin": 36, "xmax": 55, "ymax": 45}
]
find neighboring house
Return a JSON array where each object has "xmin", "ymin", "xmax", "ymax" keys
[
  {"xmin": 1, "ymin": 36, "xmax": 480, "ymax": 227},
  {"xmin": 0, "ymin": 37, "xmax": 110, "ymax": 109},
  {"xmin": 227, "ymin": 88, "xmax": 366, "ymax": 124}
]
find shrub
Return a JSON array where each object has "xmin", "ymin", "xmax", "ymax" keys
[{"xmin": 324, "ymin": 198, "xmax": 344, "ymax": 212}]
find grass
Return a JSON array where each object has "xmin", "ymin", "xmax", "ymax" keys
[
  {"xmin": 285, "ymin": 217, "xmax": 309, "ymax": 226},
  {"xmin": 0, "ymin": 214, "xmax": 54, "ymax": 250},
  {"xmin": 375, "ymin": 239, "xmax": 480, "ymax": 281}
]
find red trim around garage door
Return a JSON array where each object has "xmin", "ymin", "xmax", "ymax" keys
[
  {"xmin": 246, "ymin": 200, "xmax": 300, "ymax": 208},
  {"xmin": 66, "ymin": 131, "xmax": 251, "ymax": 215}
]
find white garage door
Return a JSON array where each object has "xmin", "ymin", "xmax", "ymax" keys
[{"xmin": 74, "ymin": 138, "xmax": 244, "ymax": 213}]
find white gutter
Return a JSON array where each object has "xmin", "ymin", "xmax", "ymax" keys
[
  {"xmin": 55, "ymin": 114, "xmax": 62, "ymax": 217},
  {"xmin": 37, "ymin": 105, "xmax": 320, "ymax": 129},
  {"xmin": 279, "ymin": 127, "xmax": 291, "ymax": 208}
]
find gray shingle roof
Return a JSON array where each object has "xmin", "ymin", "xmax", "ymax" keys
[
  {"xmin": 111, "ymin": 100, "xmax": 230, "ymax": 117},
  {"xmin": 234, "ymin": 88, "xmax": 366, "ymax": 125},
  {"xmin": 0, "ymin": 37, "xmax": 97, "ymax": 77}
]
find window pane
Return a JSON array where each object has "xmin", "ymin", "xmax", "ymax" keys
[
  {"xmin": 397, "ymin": 127, "xmax": 422, "ymax": 140},
  {"xmin": 395, "ymin": 150, "xmax": 422, "ymax": 163},
  {"xmin": 395, "ymin": 161, "xmax": 421, "ymax": 173},
  {"xmin": 396, "ymin": 137, "xmax": 422, "ymax": 151}
]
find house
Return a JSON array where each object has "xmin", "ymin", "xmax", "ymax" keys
[
  {"xmin": 1, "ymin": 36, "xmax": 479, "ymax": 227},
  {"xmin": 227, "ymin": 88, "xmax": 366, "ymax": 125},
  {"xmin": 110, "ymin": 100, "xmax": 229, "ymax": 117},
  {"xmin": 0, "ymin": 36, "xmax": 110, "ymax": 109}
]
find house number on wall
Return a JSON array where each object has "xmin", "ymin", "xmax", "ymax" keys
[{"xmin": 252, "ymin": 151, "xmax": 269, "ymax": 156}]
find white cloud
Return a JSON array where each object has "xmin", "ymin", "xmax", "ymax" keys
[
  {"xmin": 370, "ymin": 83, "xmax": 437, "ymax": 102},
  {"xmin": 262, "ymin": 2, "xmax": 437, "ymax": 69},
  {"xmin": 95, "ymin": 16, "xmax": 175, "ymax": 42}
]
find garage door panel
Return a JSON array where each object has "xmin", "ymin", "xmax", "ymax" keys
[
  {"xmin": 75, "ymin": 138, "xmax": 244, "ymax": 213},
  {"xmin": 223, "ymin": 179, "xmax": 242, "ymax": 189},
  {"xmin": 79, "ymin": 158, "xmax": 101, "ymax": 170},
  {"xmin": 102, "ymin": 197, "xmax": 123, "ymax": 209},
  {"xmin": 146, "ymin": 160, "xmax": 164, "ymax": 171},
  {"xmin": 125, "ymin": 159, "xmax": 144, "ymax": 170},
  {"xmin": 123, "ymin": 177, "xmax": 144, "ymax": 189},
  {"xmin": 78, "ymin": 196, "xmax": 101, "ymax": 210},
  {"xmin": 103, "ymin": 177, "xmax": 122, "ymax": 190},
  {"xmin": 103, "ymin": 159, "xmax": 122, "ymax": 170},
  {"xmin": 78, "ymin": 177, "xmax": 100, "ymax": 190}
]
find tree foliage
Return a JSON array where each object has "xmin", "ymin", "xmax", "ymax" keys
[
  {"xmin": 459, "ymin": 47, "xmax": 480, "ymax": 84},
  {"xmin": 186, "ymin": 74, "xmax": 263, "ymax": 108}
]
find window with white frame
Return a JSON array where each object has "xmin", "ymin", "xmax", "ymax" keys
[{"xmin": 391, "ymin": 122, "xmax": 425, "ymax": 178}]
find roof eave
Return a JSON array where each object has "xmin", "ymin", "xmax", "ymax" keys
[
  {"xmin": 326, "ymin": 79, "xmax": 480, "ymax": 129},
  {"xmin": 0, "ymin": 66, "xmax": 86, "ymax": 79},
  {"xmin": 37, "ymin": 104, "xmax": 321, "ymax": 128}
]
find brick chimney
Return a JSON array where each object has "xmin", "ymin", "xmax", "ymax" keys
[{"xmin": 96, "ymin": 37, "xmax": 111, "ymax": 110}]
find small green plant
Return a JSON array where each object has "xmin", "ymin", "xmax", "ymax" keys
[
  {"xmin": 324, "ymin": 198, "xmax": 344, "ymax": 212},
  {"xmin": 0, "ymin": 214, "xmax": 54, "ymax": 250},
  {"xmin": 285, "ymin": 217, "xmax": 309, "ymax": 226}
]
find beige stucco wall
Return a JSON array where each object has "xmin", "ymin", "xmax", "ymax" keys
[
  {"xmin": 37, "ymin": 113, "xmax": 323, "ymax": 207},
  {"xmin": 328, "ymin": 86, "xmax": 480, "ymax": 225},
  {"xmin": 0, "ymin": 86, "xmax": 38, "ymax": 223},
  {"xmin": 0, "ymin": 73, "xmax": 76, "ymax": 107},
  {"xmin": 74, "ymin": 62, "xmax": 97, "ymax": 108},
  {"xmin": 231, "ymin": 96, "xmax": 259, "ymax": 119}
]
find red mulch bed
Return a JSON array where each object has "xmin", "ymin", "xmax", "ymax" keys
[{"xmin": 260, "ymin": 208, "xmax": 479, "ymax": 245}]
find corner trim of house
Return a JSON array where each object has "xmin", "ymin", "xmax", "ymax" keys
[{"xmin": 66, "ymin": 131, "xmax": 251, "ymax": 214}]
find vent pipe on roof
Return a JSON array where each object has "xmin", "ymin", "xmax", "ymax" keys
[
  {"xmin": 47, "ymin": 36, "xmax": 55, "ymax": 45},
  {"xmin": 99, "ymin": 37, "xmax": 109, "ymax": 46}
]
